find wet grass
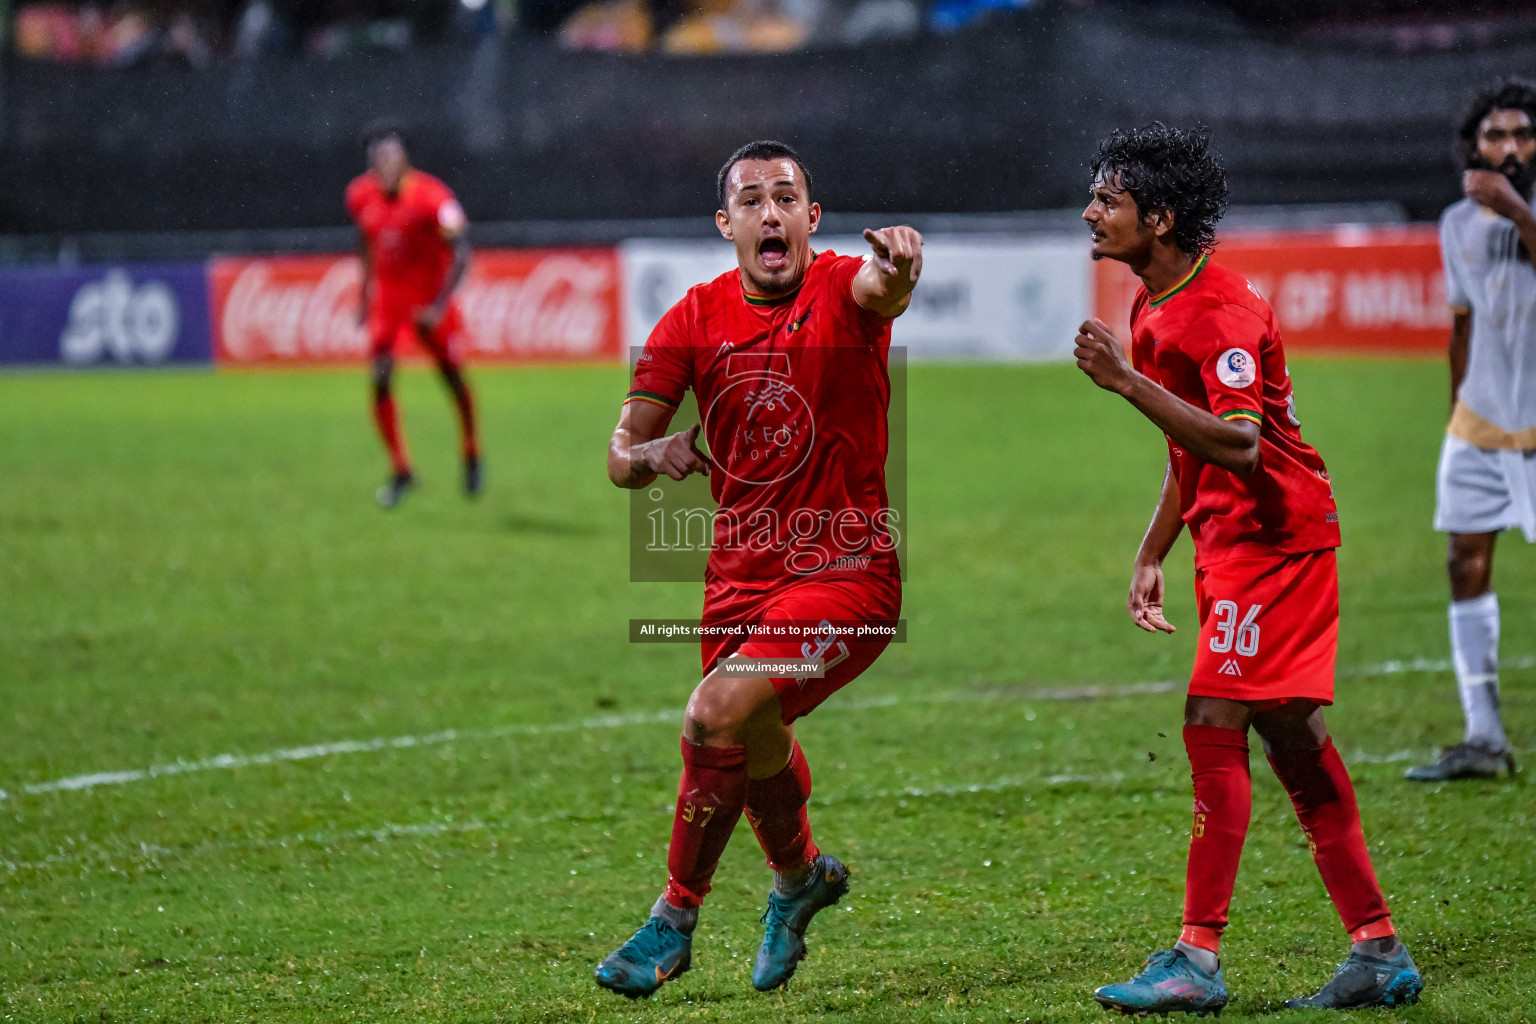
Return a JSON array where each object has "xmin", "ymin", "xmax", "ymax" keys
[{"xmin": 1, "ymin": 360, "xmax": 1531, "ymax": 1022}]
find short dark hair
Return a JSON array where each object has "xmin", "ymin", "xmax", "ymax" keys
[
  {"xmin": 1090, "ymin": 123, "xmax": 1230, "ymax": 259},
  {"xmin": 716, "ymin": 140, "xmax": 813, "ymax": 208},
  {"xmin": 1457, "ymin": 78, "xmax": 1536, "ymax": 168},
  {"xmin": 362, "ymin": 120, "xmax": 408, "ymax": 155}
]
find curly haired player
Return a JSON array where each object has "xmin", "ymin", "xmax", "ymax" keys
[{"xmin": 1072, "ymin": 123, "xmax": 1422, "ymax": 1015}]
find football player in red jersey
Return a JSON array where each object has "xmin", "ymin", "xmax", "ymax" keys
[
  {"xmin": 345, "ymin": 125, "xmax": 481, "ymax": 508},
  {"xmin": 594, "ymin": 140, "xmax": 921, "ymax": 998},
  {"xmin": 1073, "ymin": 124, "xmax": 1423, "ymax": 1015}
]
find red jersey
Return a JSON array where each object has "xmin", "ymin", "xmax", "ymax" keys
[
  {"xmin": 344, "ymin": 170, "xmax": 465, "ymax": 312},
  {"xmin": 627, "ymin": 251, "xmax": 900, "ymax": 589},
  {"xmin": 1130, "ymin": 255, "xmax": 1340, "ymax": 568}
]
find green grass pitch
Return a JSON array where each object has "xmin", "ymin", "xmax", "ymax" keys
[{"xmin": 1, "ymin": 359, "xmax": 1531, "ymax": 1023}]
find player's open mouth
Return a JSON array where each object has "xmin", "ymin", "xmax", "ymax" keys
[{"xmin": 758, "ymin": 238, "xmax": 789, "ymax": 269}]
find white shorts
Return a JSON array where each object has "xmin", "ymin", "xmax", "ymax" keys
[{"xmin": 1434, "ymin": 435, "xmax": 1536, "ymax": 541}]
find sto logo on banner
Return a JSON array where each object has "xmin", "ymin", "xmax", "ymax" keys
[{"xmin": 61, "ymin": 270, "xmax": 181, "ymax": 365}]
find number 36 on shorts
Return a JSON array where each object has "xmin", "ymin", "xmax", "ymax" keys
[
  {"xmin": 1188, "ymin": 551, "xmax": 1339, "ymax": 705},
  {"xmin": 1208, "ymin": 600, "xmax": 1262, "ymax": 656}
]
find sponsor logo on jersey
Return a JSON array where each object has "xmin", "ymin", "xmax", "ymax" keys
[
  {"xmin": 744, "ymin": 378, "xmax": 796, "ymax": 416},
  {"xmin": 707, "ymin": 372, "xmax": 814, "ymax": 487},
  {"xmin": 1218, "ymin": 659, "xmax": 1243, "ymax": 677},
  {"xmin": 786, "ymin": 305, "xmax": 814, "ymax": 334},
  {"xmin": 1216, "ymin": 348, "xmax": 1256, "ymax": 388}
]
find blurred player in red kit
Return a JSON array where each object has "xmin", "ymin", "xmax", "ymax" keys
[
  {"xmin": 346, "ymin": 124, "xmax": 481, "ymax": 508},
  {"xmin": 595, "ymin": 140, "xmax": 921, "ymax": 998},
  {"xmin": 1073, "ymin": 124, "xmax": 1423, "ymax": 1015}
]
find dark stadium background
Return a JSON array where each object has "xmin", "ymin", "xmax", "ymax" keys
[{"xmin": 3, "ymin": 0, "xmax": 1536, "ymax": 256}]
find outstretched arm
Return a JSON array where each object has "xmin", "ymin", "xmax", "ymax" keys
[
  {"xmin": 1128, "ymin": 462, "xmax": 1184, "ymax": 634},
  {"xmin": 1074, "ymin": 317, "xmax": 1260, "ymax": 477},
  {"xmin": 852, "ymin": 226, "xmax": 923, "ymax": 318},
  {"xmin": 607, "ymin": 399, "xmax": 713, "ymax": 489}
]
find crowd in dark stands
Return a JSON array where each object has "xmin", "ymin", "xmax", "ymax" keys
[
  {"xmin": 9, "ymin": 0, "xmax": 1536, "ymax": 62},
  {"xmin": 12, "ymin": 0, "xmax": 506, "ymax": 65}
]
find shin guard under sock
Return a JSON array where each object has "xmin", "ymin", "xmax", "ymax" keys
[
  {"xmin": 745, "ymin": 741, "xmax": 820, "ymax": 885},
  {"xmin": 1267, "ymin": 738, "xmax": 1392, "ymax": 936},
  {"xmin": 1181, "ymin": 725, "xmax": 1253, "ymax": 942},
  {"xmin": 663, "ymin": 739, "xmax": 748, "ymax": 910},
  {"xmin": 1450, "ymin": 594, "xmax": 1506, "ymax": 751}
]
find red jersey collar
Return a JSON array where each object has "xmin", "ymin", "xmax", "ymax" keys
[{"xmin": 1148, "ymin": 254, "xmax": 1208, "ymax": 307}]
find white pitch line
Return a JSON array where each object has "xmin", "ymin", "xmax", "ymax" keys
[
  {"xmin": 6, "ymin": 654, "xmax": 1522, "ymax": 801},
  {"xmin": 7, "ymin": 741, "xmax": 1531, "ymax": 875},
  {"xmin": 1351, "ymin": 657, "xmax": 1529, "ymax": 681},
  {"xmin": 9, "ymin": 684, "xmax": 1174, "ymax": 800},
  {"xmin": 1344, "ymin": 655, "xmax": 1534, "ymax": 677},
  {"xmin": 17, "ymin": 711, "xmax": 678, "ymax": 797}
]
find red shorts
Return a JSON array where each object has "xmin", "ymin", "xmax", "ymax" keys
[
  {"xmin": 368, "ymin": 300, "xmax": 465, "ymax": 364},
  {"xmin": 1189, "ymin": 549, "xmax": 1337, "ymax": 704},
  {"xmin": 700, "ymin": 573, "xmax": 902, "ymax": 724}
]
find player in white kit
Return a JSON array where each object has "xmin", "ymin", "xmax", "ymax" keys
[{"xmin": 1408, "ymin": 79, "xmax": 1536, "ymax": 781}]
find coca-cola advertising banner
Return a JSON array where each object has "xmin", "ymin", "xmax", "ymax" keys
[
  {"xmin": 210, "ymin": 248, "xmax": 623, "ymax": 366},
  {"xmin": 1093, "ymin": 226, "xmax": 1452, "ymax": 353},
  {"xmin": 0, "ymin": 228, "xmax": 1462, "ymax": 371}
]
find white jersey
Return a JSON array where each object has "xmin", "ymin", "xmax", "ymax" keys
[{"xmin": 1440, "ymin": 198, "xmax": 1536, "ymax": 433}]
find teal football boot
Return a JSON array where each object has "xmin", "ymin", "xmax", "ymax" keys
[
  {"xmin": 594, "ymin": 916, "xmax": 691, "ymax": 998},
  {"xmin": 1285, "ymin": 946, "xmax": 1423, "ymax": 1009},
  {"xmin": 752, "ymin": 853, "xmax": 850, "ymax": 991},
  {"xmin": 1093, "ymin": 948, "xmax": 1228, "ymax": 1016}
]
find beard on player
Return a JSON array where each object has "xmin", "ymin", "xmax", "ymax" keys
[
  {"xmin": 1483, "ymin": 151, "xmax": 1536, "ymax": 198},
  {"xmin": 733, "ymin": 203, "xmax": 817, "ymax": 296}
]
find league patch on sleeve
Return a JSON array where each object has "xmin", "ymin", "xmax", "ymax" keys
[
  {"xmin": 438, "ymin": 199, "xmax": 467, "ymax": 234},
  {"xmin": 1216, "ymin": 348, "xmax": 1256, "ymax": 388}
]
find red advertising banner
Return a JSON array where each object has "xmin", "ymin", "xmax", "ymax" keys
[
  {"xmin": 210, "ymin": 248, "xmax": 623, "ymax": 365},
  {"xmin": 1093, "ymin": 225, "xmax": 1451, "ymax": 354}
]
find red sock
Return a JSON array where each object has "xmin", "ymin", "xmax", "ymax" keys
[
  {"xmin": 663, "ymin": 739, "xmax": 748, "ymax": 909},
  {"xmin": 745, "ymin": 741, "xmax": 820, "ymax": 872},
  {"xmin": 1266, "ymin": 738, "xmax": 1393, "ymax": 938},
  {"xmin": 372, "ymin": 391, "xmax": 411, "ymax": 475},
  {"xmin": 1180, "ymin": 725, "xmax": 1252, "ymax": 951},
  {"xmin": 448, "ymin": 377, "xmax": 478, "ymax": 461}
]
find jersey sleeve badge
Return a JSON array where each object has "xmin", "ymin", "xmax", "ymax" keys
[{"xmin": 1216, "ymin": 348, "xmax": 1256, "ymax": 388}]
